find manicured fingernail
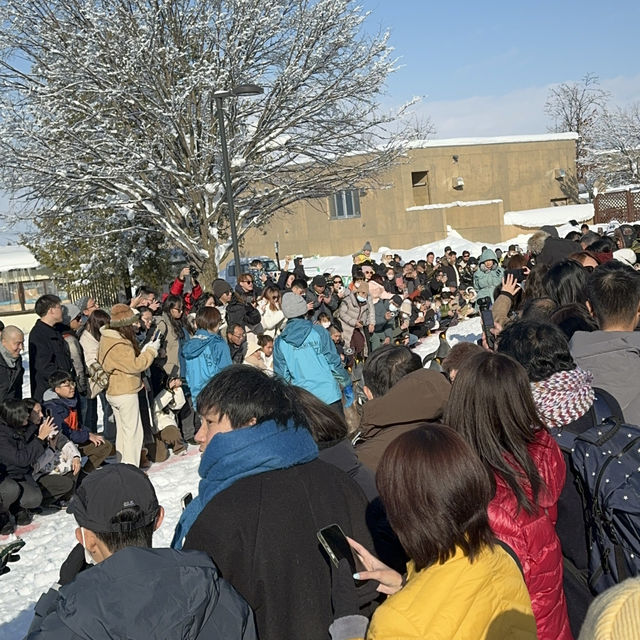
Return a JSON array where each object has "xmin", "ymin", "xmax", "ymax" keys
[{"xmin": 353, "ymin": 573, "xmax": 360, "ymax": 580}]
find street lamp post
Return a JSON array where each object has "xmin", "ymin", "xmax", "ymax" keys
[{"xmin": 214, "ymin": 84, "xmax": 263, "ymax": 280}]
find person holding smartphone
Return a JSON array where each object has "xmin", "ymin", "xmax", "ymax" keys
[
  {"xmin": 98, "ymin": 304, "xmax": 160, "ymax": 467},
  {"xmin": 329, "ymin": 425, "xmax": 536, "ymax": 640}
]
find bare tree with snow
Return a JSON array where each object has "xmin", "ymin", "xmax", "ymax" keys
[
  {"xmin": 0, "ymin": 0, "xmax": 415, "ymax": 283},
  {"xmin": 545, "ymin": 73, "xmax": 609, "ymax": 188},
  {"xmin": 587, "ymin": 104, "xmax": 640, "ymax": 189}
]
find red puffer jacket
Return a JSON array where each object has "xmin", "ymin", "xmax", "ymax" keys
[{"xmin": 489, "ymin": 428, "xmax": 573, "ymax": 640}]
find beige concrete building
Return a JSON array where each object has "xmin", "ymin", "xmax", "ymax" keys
[{"xmin": 241, "ymin": 132, "xmax": 578, "ymax": 258}]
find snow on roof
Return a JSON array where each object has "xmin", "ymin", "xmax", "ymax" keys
[
  {"xmin": 406, "ymin": 132, "xmax": 578, "ymax": 150},
  {"xmin": 504, "ymin": 203, "xmax": 594, "ymax": 228},
  {"xmin": 0, "ymin": 245, "xmax": 40, "ymax": 272},
  {"xmin": 407, "ymin": 199, "xmax": 502, "ymax": 212}
]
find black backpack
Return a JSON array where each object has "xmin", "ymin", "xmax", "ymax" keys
[{"xmin": 554, "ymin": 394, "xmax": 640, "ymax": 594}]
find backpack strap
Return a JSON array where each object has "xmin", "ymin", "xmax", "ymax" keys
[
  {"xmin": 592, "ymin": 393, "xmax": 615, "ymax": 426},
  {"xmin": 496, "ymin": 539, "xmax": 525, "ymax": 578}
]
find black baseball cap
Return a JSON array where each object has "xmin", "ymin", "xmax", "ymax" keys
[{"xmin": 68, "ymin": 464, "xmax": 159, "ymax": 533}]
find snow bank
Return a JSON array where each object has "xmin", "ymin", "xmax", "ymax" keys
[{"xmin": 504, "ymin": 203, "xmax": 594, "ymax": 228}]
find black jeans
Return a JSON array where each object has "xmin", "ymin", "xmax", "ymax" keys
[{"xmin": 0, "ymin": 476, "xmax": 21, "ymax": 514}]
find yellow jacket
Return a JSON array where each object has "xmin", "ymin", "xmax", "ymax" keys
[
  {"xmin": 367, "ymin": 546, "xmax": 536, "ymax": 640},
  {"xmin": 98, "ymin": 328, "xmax": 156, "ymax": 396}
]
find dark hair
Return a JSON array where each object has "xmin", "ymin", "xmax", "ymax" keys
[
  {"xmin": 503, "ymin": 254, "xmax": 527, "ymax": 270},
  {"xmin": 521, "ymin": 264, "xmax": 549, "ymax": 303},
  {"xmin": 48, "ymin": 369, "xmax": 74, "ymax": 389},
  {"xmin": 0, "ymin": 398, "xmax": 30, "ymax": 428},
  {"xmin": 550, "ymin": 303, "xmax": 598, "ymax": 339},
  {"xmin": 589, "ymin": 237, "xmax": 616, "ymax": 253},
  {"xmin": 162, "ymin": 294, "xmax": 189, "ymax": 337},
  {"xmin": 195, "ymin": 306, "xmax": 222, "ymax": 332},
  {"xmin": 543, "ymin": 260, "xmax": 588, "ymax": 306},
  {"xmin": 193, "ymin": 292, "xmax": 216, "ymax": 314},
  {"xmin": 87, "ymin": 309, "xmax": 111, "ymax": 341},
  {"xmin": 441, "ymin": 342, "xmax": 483, "ymax": 376},
  {"xmin": 377, "ymin": 424, "xmax": 494, "ymax": 571},
  {"xmin": 569, "ymin": 251, "xmax": 599, "ymax": 267},
  {"xmin": 362, "ymin": 345, "xmax": 422, "ymax": 398},
  {"xmin": 249, "ymin": 259, "xmax": 262, "ymax": 268},
  {"xmin": 94, "ymin": 506, "xmax": 156, "ymax": 553},
  {"xmin": 497, "ymin": 320, "xmax": 576, "ymax": 381},
  {"xmin": 115, "ymin": 324, "xmax": 142, "ymax": 356},
  {"xmin": 135, "ymin": 285, "xmax": 157, "ymax": 298},
  {"xmin": 291, "ymin": 278, "xmax": 307, "ymax": 291},
  {"xmin": 257, "ymin": 334, "xmax": 273, "ymax": 347},
  {"xmin": 226, "ymin": 323, "xmax": 244, "ymax": 337},
  {"xmin": 426, "ymin": 251, "xmax": 434, "ymax": 258},
  {"xmin": 444, "ymin": 351, "xmax": 545, "ymax": 514},
  {"xmin": 587, "ymin": 261, "xmax": 640, "ymax": 329},
  {"xmin": 369, "ymin": 273, "xmax": 385, "ymax": 286},
  {"xmin": 520, "ymin": 297, "xmax": 557, "ymax": 320},
  {"xmin": 293, "ymin": 386, "xmax": 348, "ymax": 443},
  {"xmin": 197, "ymin": 365, "xmax": 304, "ymax": 429},
  {"xmin": 564, "ymin": 231, "xmax": 582, "ymax": 242},
  {"xmin": 34, "ymin": 294, "xmax": 61, "ymax": 318},
  {"xmin": 581, "ymin": 230, "xmax": 602, "ymax": 249}
]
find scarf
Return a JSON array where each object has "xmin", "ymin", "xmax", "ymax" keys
[
  {"xmin": 172, "ymin": 418, "xmax": 318, "ymax": 549},
  {"xmin": 530, "ymin": 367, "xmax": 595, "ymax": 429},
  {"xmin": 0, "ymin": 342, "xmax": 18, "ymax": 369}
]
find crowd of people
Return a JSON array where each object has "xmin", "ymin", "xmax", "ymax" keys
[{"xmin": 2, "ymin": 221, "xmax": 640, "ymax": 638}]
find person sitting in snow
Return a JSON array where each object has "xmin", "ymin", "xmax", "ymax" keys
[
  {"xmin": 147, "ymin": 376, "xmax": 188, "ymax": 463},
  {"xmin": 26, "ymin": 463, "xmax": 256, "ymax": 639},
  {"xmin": 41, "ymin": 371, "xmax": 113, "ymax": 474}
]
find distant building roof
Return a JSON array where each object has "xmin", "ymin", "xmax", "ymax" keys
[
  {"xmin": 407, "ymin": 132, "xmax": 578, "ymax": 150},
  {"xmin": 0, "ymin": 245, "xmax": 40, "ymax": 272}
]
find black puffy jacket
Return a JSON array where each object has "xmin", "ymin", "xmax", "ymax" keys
[{"xmin": 0, "ymin": 419, "xmax": 46, "ymax": 480}]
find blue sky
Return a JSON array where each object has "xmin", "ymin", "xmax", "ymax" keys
[{"xmin": 361, "ymin": 0, "xmax": 640, "ymax": 137}]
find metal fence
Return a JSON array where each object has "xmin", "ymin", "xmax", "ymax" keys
[
  {"xmin": 67, "ymin": 278, "xmax": 124, "ymax": 308},
  {"xmin": 594, "ymin": 189, "xmax": 640, "ymax": 224}
]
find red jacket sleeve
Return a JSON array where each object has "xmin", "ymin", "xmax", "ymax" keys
[{"xmin": 170, "ymin": 277, "xmax": 184, "ymax": 296}]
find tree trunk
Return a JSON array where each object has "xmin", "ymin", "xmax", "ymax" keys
[{"xmin": 200, "ymin": 257, "xmax": 219, "ymax": 289}]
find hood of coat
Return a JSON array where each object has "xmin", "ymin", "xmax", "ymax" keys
[
  {"xmin": 42, "ymin": 387, "xmax": 77, "ymax": 409},
  {"xmin": 478, "ymin": 249, "xmax": 498, "ymax": 268},
  {"xmin": 53, "ymin": 547, "xmax": 226, "ymax": 640},
  {"xmin": 360, "ymin": 368, "xmax": 451, "ymax": 431},
  {"xmin": 182, "ymin": 329, "xmax": 225, "ymax": 360},
  {"xmin": 279, "ymin": 317, "xmax": 313, "ymax": 347}
]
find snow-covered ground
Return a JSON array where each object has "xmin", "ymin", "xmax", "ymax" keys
[{"xmin": 0, "ymin": 314, "xmax": 481, "ymax": 639}]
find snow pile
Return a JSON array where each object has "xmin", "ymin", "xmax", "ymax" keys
[
  {"xmin": 407, "ymin": 199, "xmax": 502, "ymax": 212},
  {"xmin": 504, "ymin": 203, "xmax": 594, "ymax": 228},
  {"xmin": 0, "ymin": 246, "xmax": 39, "ymax": 273},
  {"xmin": 405, "ymin": 132, "xmax": 578, "ymax": 149}
]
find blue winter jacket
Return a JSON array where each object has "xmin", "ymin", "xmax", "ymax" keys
[
  {"xmin": 273, "ymin": 318, "xmax": 350, "ymax": 405},
  {"xmin": 182, "ymin": 330, "xmax": 232, "ymax": 409}
]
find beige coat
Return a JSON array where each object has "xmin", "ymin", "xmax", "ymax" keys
[{"xmin": 98, "ymin": 328, "xmax": 156, "ymax": 396}]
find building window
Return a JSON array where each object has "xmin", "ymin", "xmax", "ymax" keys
[
  {"xmin": 411, "ymin": 170, "xmax": 430, "ymax": 206},
  {"xmin": 329, "ymin": 189, "xmax": 361, "ymax": 219}
]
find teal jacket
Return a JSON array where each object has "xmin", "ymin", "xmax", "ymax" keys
[
  {"xmin": 273, "ymin": 318, "xmax": 350, "ymax": 405},
  {"xmin": 473, "ymin": 249, "xmax": 504, "ymax": 302}
]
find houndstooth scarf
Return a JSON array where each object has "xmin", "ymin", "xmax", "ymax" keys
[{"xmin": 530, "ymin": 367, "xmax": 595, "ymax": 429}]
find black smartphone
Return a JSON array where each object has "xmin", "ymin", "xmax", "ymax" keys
[
  {"xmin": 480, "ymin": 309, "xmax": 496, "ymax": 349},
  {"xmin": 151, "ymin": 328, "xmax": 161, "ymax": 342},
  {"xmin": 44, "ymin": 407, "xmax": 52, "ymax": 418},
  {"xmin": 506, "ymin": 268, "xmax": 526, "ymax": 283},
  {"xmin": 180, "ymin": 492, "xmax": 193, "ymax": 510},
  {"xmin": 317, "ymin": 524, "xmax": 364, "ymax": 582}
]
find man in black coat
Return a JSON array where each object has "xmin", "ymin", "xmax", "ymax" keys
[
  {"xmin": 28, "ymin": 295, "xmax": 73, "ymax": 402},
  {"xmin": 177, "ymin": 366, "xmax": 377, "ymax": 640},
  {"xmin": 0, "ymin": 325, "xmax": 24, "ymax": 404}
]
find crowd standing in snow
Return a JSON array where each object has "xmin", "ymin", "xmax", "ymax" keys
[{"xmin": 2, "ymin": 222, "xmax": 640, "ymax": 638}]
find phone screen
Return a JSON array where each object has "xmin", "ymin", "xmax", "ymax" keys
[
  {"xmin": 480, "ymin": 309, "xmax": 494, "ymax": 330},
  {"xmin": 317, "ymin": 524, "xmax": 364, "ymax": 578},
  {"xmin": 181, "ymin": 492, "xmax": 193, "ymax": 510}
]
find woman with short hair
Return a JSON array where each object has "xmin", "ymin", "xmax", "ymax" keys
[{"xmin": 331, "ymin": 423, "xmax": 536, "ymax": 640}]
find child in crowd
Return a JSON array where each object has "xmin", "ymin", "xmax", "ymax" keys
[{"xmin": 148, "ymin": 376, "xmax": 187, "ymax": 462}]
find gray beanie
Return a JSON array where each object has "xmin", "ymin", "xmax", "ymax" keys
[
  {"xmin": 75, "ymin": 296, "xmax": 91, "ymax": 312},
  {"xmin": 62, "ymin": 303, "xmax": 82, "ymax": 325},
  {"xmin": 281, "ymin": 292, "xmax": 308, "ymax": 319},
  {"xmin": 362, "ymin": 240, "xmax": 372, "ymax": 252}
]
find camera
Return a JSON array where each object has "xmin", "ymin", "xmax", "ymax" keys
[
  {"xmin": 477, "ymin": 296, "xmax": 492, "ymax": 312},
  {"xmin": 189, "ymin": 265, "xmax": 199, "ymax": 280},
  {"xmin": 344, "ymin": 347, "xmax": 355, "ymax": 356},
  {"xmin": 389, "ymin": 310, "xmax": 397, "ymax": 318}
]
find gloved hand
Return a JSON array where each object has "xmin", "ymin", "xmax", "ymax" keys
[
  {"xmin": 0, "ymin": 539, "xmax": 25, "ymax": 577},
  {"xmin": 343, "ymin": 384, "xmax": 354, "ymax": 408},
  {"xmin": 142, "ymin": 337, "xmax": 161, "ymax": 354}
]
